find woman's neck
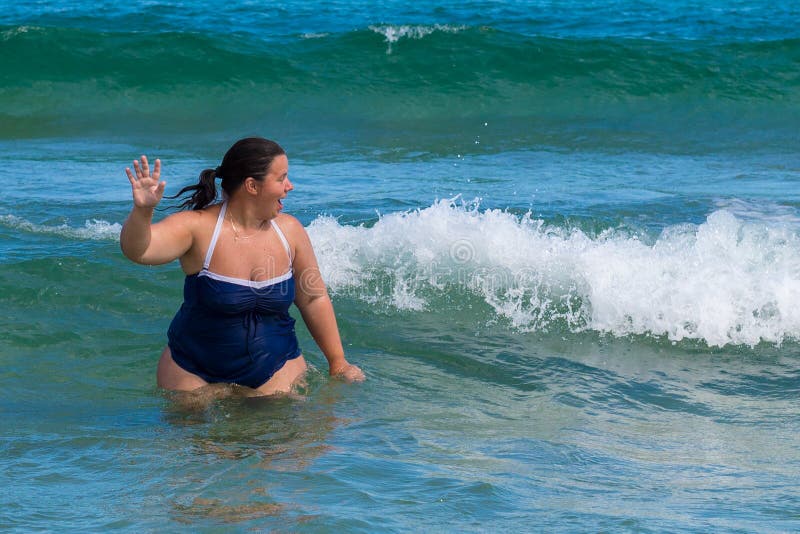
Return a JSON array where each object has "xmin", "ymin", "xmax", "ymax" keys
[{"xmin": 225, "ymin": 199, "xmax": 267, "ymax": 230}]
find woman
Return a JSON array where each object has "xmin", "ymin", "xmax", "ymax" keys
[{"xmin": 120, "ymin": 137, "xmax": 364, "ymax": 396}]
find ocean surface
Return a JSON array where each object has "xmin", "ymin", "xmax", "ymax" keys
[{"xmin": 2, "ymin": 0, "xmax": 800, "ymax": 531}]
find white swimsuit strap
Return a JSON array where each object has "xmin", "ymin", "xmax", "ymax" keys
[
  {"xmin": 203, "ymin": 201, "xmax": 227, "ymax": 269},
  {"xmin": 270, "ymin": 219, "xmax": 293, "ymax": 266}
]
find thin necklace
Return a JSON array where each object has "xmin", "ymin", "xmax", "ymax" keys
[{"xmin": 228, "ymin": 213, "xmax": 265, "ymax": 242}]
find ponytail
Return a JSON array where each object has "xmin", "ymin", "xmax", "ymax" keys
[
  {"xmin": 168, "ymin": 168, "xmax": 219, "ymax": 211},
  {"xmin": 167, "ymin": 137, "xmax": 285, "ymax": 211}
]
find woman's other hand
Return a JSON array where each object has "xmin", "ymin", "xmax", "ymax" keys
[{"xmin": 330, "ymin": 362, "xmax": 365, "ymax": 382}]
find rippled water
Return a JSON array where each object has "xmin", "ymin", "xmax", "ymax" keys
[{"xmin": 2, "ymin": 0, "xmax": 800, "ymax": 531}]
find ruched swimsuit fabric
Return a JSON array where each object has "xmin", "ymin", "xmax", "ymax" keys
[{"xmin": 167, "ymin": 201, "xmax": 301, "ymax": 388}]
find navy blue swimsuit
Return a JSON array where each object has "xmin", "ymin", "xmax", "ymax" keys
[{"xmin": 167, "ymin": 202, "xmax": 301, "ymax": 388}]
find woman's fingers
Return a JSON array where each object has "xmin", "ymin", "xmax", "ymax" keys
[
  {"xmin": 126, "ymin": 155, "xmax": 165, "ymax": 208},
  {"xmin": 348, "ymin": 365, "xmax": 366, "ymax": 381},
  {"xmin": 333, "ymin": 363, "xmax": 365, "ymax": 382},
  {"xmin": 129, "ymin": 156, "xmax": 161, "ymax": 183},
  {"xmin": 132, "ymin": 155, "xmax": 156, "ymax": 180}
]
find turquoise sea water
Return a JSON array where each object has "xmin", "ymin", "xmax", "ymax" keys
[{"xmin": 2, "ymin": 1, "xmax": 800, "ymax": 531}]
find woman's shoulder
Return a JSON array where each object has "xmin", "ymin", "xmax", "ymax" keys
[
  {"xmin": 274, "ymin": 213, "xmax": 312, "ymax": 252},
  {"xmin": 274, "ymin": 212, "xmax": 305, "ymax": 234},
  {"xmin": 161, "ymin": 202, "xmax": 222, "ymax": 227}
]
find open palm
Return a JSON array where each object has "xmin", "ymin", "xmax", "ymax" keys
[{"xmin": 125, "ymin": 155, "xmax": 165, "ymax": 208}]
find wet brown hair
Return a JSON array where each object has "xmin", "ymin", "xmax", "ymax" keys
[{"xmin": 170, "ymin": 137, "xmax": 285, "ymax": 211}]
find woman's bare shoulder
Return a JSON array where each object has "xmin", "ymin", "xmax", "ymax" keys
[
  {"xmin": 274, "ymin": 212, "xmax": 305, "ymax": 235},
  {"xmin": 274, "ymin": 213, "xmax": 311, "ymax": 257},
  {"xmin": 159, "ymin": 203, "xmax": 221, "ymax": 229}
]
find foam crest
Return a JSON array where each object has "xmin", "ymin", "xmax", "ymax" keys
[
  {"xmin": 308, "ymin": 199, "xmax": 800, "ymax": 347},
  {"xmin": 1, "ymin": 25, "xmax": 36, "ymax": 41},
  {"xmin": 714, "ymin": 198, "xmax": 800, "ymax": 224},
  {"xmin": 368, "ymin": 24, "xmax": 466, "ymax": 53},
  {"xmin": 369, "ymin": 24, "xmax": 466, "ymax": 43},
  {"xmin": 0, "ymin": 214, "xmax": 121, "ymax": 241}
]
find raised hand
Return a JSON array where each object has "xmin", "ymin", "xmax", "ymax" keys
[{"xmin": 126, "ymin": 155, "xmax": 165, "ymax": 209}]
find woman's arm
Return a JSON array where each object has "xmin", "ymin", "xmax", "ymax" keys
[
  {"xmin": 286, "ymin": 215, "xmax": 365, "ymax": 381},
  {"xmin": 120, "ymin": 155, "xmax": 195, "ymax": 265}
]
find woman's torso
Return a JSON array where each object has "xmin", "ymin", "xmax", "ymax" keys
[
  {"xmin": 178, "ymin": 202, "xmax": 293, "ymax": 281},
  {"xmin": 166, "ymin": 201, "xmax": 302, "ymax": 388}
]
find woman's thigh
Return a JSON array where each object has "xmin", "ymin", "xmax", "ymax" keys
[
  {"xmin": 255, "ymin": 355, "xmax": 308, "ymax": 395},
  {"xmin": 157, "ymin": 345, "xmax": 208, "ymax": 391}
]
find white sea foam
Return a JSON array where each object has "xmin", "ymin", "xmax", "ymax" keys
[
  {"xmin": 368, "ymin": 24, "xmax": 466, "ymax": 53},
  {"xmin": 0, "ymin": 214, "xmax": 121, "ymax": 241},
  {"xmin": 1, "ymin": 25, "xmax": 37, "ymax": 41},
  {"xmin": 308, "ymin": 199, "xmax": 800, "ymax": 347},
  {"xmin": 714, "ymin": 198, "xmax": 800, "ymax": 224}
]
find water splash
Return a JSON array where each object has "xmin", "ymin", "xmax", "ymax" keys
[
  {"xmin": 0, "ymin": 214, "xmax": 121, "ymax": 241},
  {"xmin": 368, "ymin": 24, "xmax": 466, "ymax": 53},
  {"xmin": 308, "ymin": 198, "xmax": 800, "ymax": 347}
]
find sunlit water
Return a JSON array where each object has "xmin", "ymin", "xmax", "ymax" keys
[{"xmin": 2, "ymin": 1, "xmax": 800, "ymax": 531}]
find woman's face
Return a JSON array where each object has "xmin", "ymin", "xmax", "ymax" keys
[{"xmin": 257, "ymin": 154, "xmax": 293, "ymax": 218}]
